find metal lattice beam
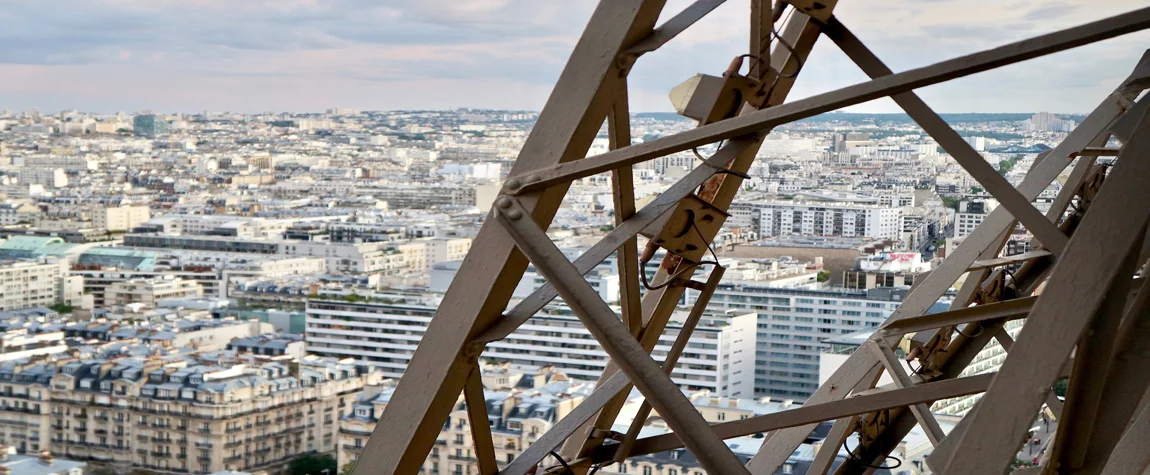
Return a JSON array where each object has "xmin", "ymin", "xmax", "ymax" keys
[{"xmin": 354, "ymin": 3, "xmax": 1150, "ymax": 474}]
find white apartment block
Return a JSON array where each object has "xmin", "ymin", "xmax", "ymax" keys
[
  {"xmin": 278, "ymin": 241, "xmax": 408, "ymax": 275},
  {"xmin": 730, "ymin": 201, "xmax": 903, "ymax": 240},
  {"xmin": 305, "ymin": 299, "xmax": 758, "ymax": 397},
  {"xmin": 953, "ymin": 199, "xmax": 999, "ymax": 239},
  {"xmin": 92, "ymin": 205, "xmax": 150, "ymax": 232},
  {"xmin": 15, "ymin": 168, "xmax": 67, "ymax": 188},
  {"xmin": 137, "ymin": 215, "xmax": 304, "ymax": 239},
  {"xmin": 690, "ymin": 283, "xmax": 903, "ymax": 400},
  {"xmin": 0, "ymin": 260, "xmax": 83, "ymax": 311},
  {"xmin": 104, "ymin": 277, "xmax": 204, "ymax": 306},
  {"xmin": 423, "ymin": 237, "xmax": 471, "ymax": 269}
]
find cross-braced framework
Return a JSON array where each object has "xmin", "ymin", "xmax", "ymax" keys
[{"xmin": 353, "ymin": 2, "xmax": 1150, "ymax": 474}]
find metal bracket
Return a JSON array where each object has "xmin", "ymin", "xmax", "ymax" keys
[{"xmin": 646, "ymin": 194, "xmax": 729, "ymax": 257}]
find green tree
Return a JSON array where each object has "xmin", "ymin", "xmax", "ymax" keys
[
  {"xmin": 49, "ymin": 302, "xmax": 74, "ymax": 314},
  {"xmin": 290, "ymin": 453, "xmax": 337, "ymax": 475},
  {"xmin": 940, "ymin": 196, "xmax": 960, "ymax": 210},
  {"xmin": 817, "ymin": 270, "xmax": 831, "ymax": 282},
  {"xmin": 340, "ymin": 462, "xmax": 356, "ymax": 475},
  {"xmin": 1052, "ymin": 377, "xmax": 1069, "ymax": 397}
]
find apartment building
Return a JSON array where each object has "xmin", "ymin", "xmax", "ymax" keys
[
  {"xmin": 0, "ymin": 203, "xmax": 38, "ymax": 226},
  {"xmin": 75, "ymin": 270, "xmax": 218, "ymax": 307},
  {"xmin": 104, "ymin": 278, "xmax": 204, "ymax": 306},
  {"xmin": 338, "ymin": 367, "xmax": 853, "ymax": 475},
  {"xmin": 351, "ymin": 183, "xmax": 499, "ymax": 211},
  {"xmin": 953, "ymin": 199, "xmax": 999, "ymax": 239},
  {"xmin": 337, "ymin": 365, "xmax": 592, "ymax": 474},
  {"xmin": 132, "ymin": 215, "xmax": 307, "ymax": 239},
  {"xmin": 277, "ymin": 241, "xmax": 408, "ymax": 275},
  {"xmin": 15, "ymin": 169, "xmax": 67, "ymax": 189},
  {"xmin": 305, "ymin": 298, "xmax": 758, "ymax": 397},
  {"xmin": 122, "ymin": 235, "xmax": 400, "ymax": 275},
  {"xmin": 729, "ymin": 201, "xmax": 903, "ymax": 240},
  {"xmin": 691, "ymin": 282, "xmax": 904, "ymax": 400},
  {"xmin": 90, "ymin": 206, "xmax": 150, "ymax": 232},
  {"xmin": 325, "ymin": 223, "xmax": 406, "ymax": 243},
  {"xmin": 423, "ymin": 237, "xmax": 471, "ymax": 270},
  {"xmin": 0, "ymin": 352, "xmax": 380, "ymax": 474},
  {"xmin": 0, "ymin": 260, "xmax": 84, "ymax": 312}
]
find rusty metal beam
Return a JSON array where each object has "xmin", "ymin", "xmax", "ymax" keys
[
  {"xmin": 353, "ymin": 3, "xmax": 669, "ymax": 473},
  {"xmin": 494, "ymin": 197, "xmax": 750, "ymax": 475},
  {"xmin": 932, "ymin": 105, "xmax": 1150, "ymax": 475},
  {"xmin": 626, "ymin": 372, "xmax": 998, "ymax": 458}
]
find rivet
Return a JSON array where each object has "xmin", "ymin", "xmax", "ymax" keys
[
  {"xmin": 496, "ymin": 197, "xmax": 512, "ymax": 209},
  {"xmin": 507, "ymin": 210, "xmax": 523, "ymax": 220},
  {"xmin": 505, "ymin": 178, "xmax": 521, "ymax": 189},
  {"xmin": 525, "ymin": 174, "xmax": 539, "ymax": 183}
]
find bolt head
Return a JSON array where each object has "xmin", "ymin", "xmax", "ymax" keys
[{"xmin": 507, "ymin": 209, "xmax": 523, "ymax": 220}]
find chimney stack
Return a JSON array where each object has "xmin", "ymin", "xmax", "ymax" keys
[{"xmin": 38, "ymin": 450, "xmax": 53, "ymax": 466}]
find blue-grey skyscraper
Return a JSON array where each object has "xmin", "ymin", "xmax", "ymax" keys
[{"xmin": 133, "ymin": 114, "xmax": 169, "ymax": 137}]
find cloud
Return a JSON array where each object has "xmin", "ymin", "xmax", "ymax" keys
[
  {"xmin": 0, "ymin": 0, "xmax": 1146, "ymax": 113},
  {"xmin": 1025, "ymin": 2, "xmax": 1080, "ymax": 20}
]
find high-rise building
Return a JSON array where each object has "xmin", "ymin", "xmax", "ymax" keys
[
  {"xmin": 133, "ymin": 114, "xmax": 169, "ymax": 137},
  {"xmin": 964, "ymin": 135, "xmax": 987, "ymax": 151},
  {"xmin": 729, "ymin": 201, "xmax": 903, "ymax": 240},
  {"xmin": 305, "ymin": 298, "xmax": 758, "ymax": 397},
  {"xmin": 693, "ymin": 284, "xmax": 906, "ymax": 399},
  {"xmin": 1025, "ymin": 112, "xmax": 1075, "ymax": 132}
]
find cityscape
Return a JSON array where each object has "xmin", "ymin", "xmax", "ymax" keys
[{"xmin": 0, "ymin": 105, "xmax": 1082, "ymax": 475}]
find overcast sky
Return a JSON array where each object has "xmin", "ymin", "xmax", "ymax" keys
[{"xmin": 0, "ymin": 0, "xmax": 1147, "ymax": 114}]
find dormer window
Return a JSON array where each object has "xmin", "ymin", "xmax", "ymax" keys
[{"xmin": 356, "ymin": 408, "xmax": 370, "ymax": 418}]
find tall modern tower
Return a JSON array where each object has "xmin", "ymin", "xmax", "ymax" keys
[{"xmin": 133, "ymin": 114, "xmax": 169, "ymax": 137}]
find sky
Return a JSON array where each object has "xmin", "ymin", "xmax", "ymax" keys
[{"xmin": 0, "ymin": 0, "xmax": 1147, "ymax": 114}]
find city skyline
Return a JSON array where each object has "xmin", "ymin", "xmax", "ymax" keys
[{"xmin": 1, "ymin": 0, "xmax": 1147, "ymax": 114}]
